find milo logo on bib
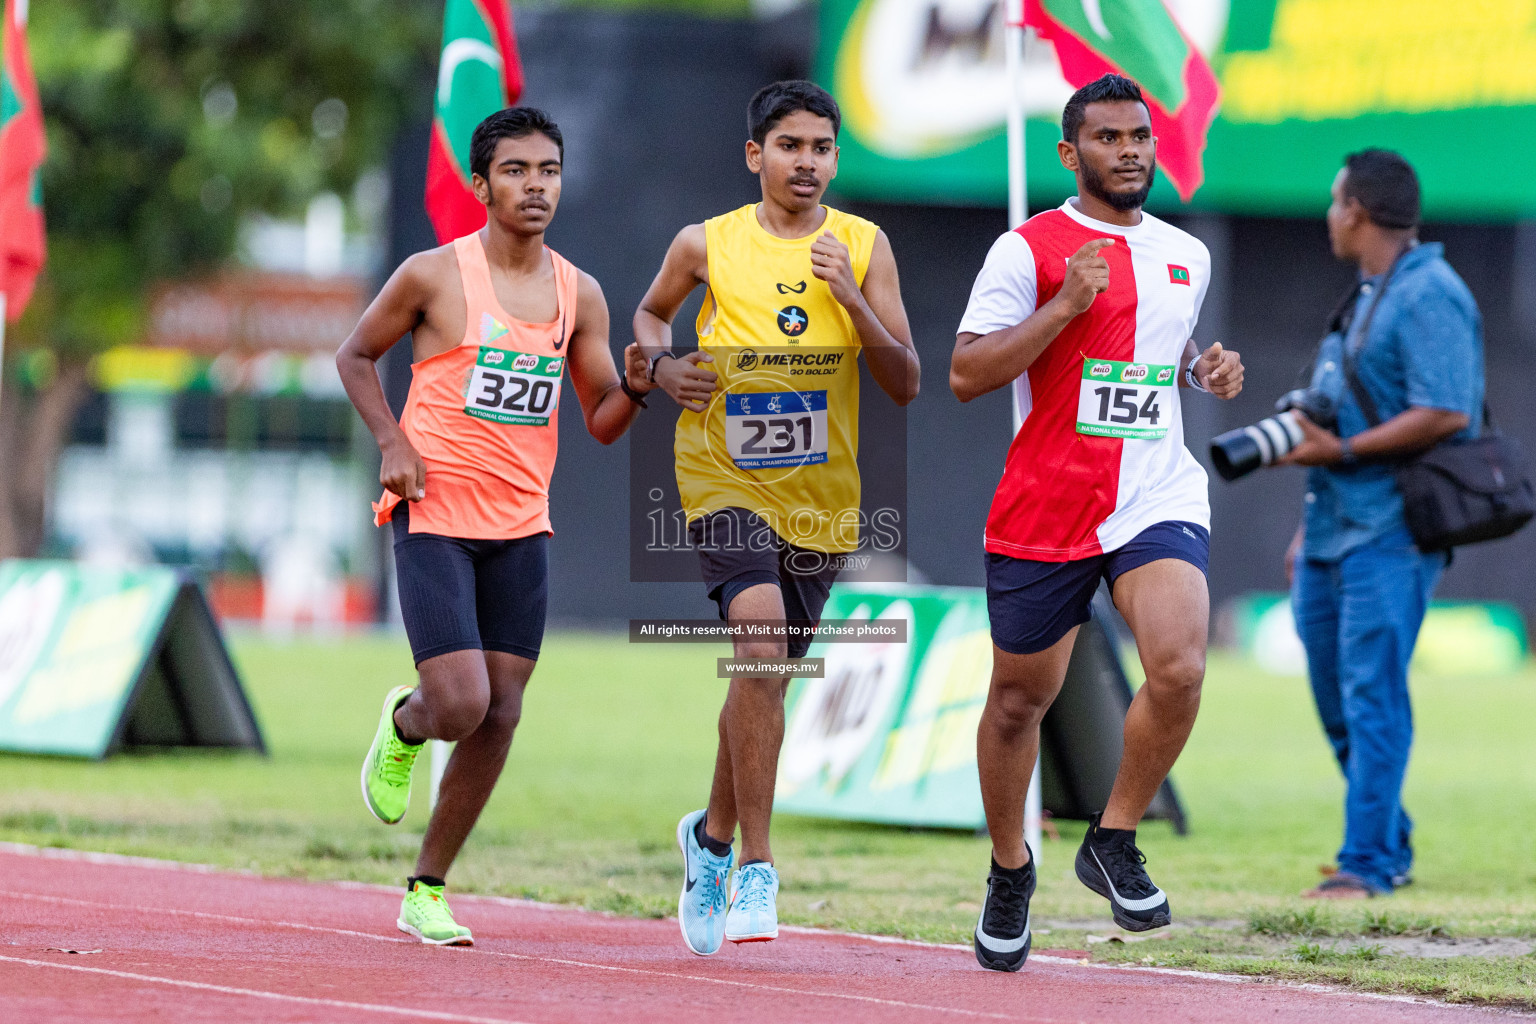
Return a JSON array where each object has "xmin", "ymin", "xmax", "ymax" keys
[{"xmin": 1077, "ymin": 357, "xmax": 1175, "ymax": 440}]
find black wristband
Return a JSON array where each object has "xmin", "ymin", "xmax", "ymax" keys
[
  {"xmin": 648, "ymin": 350, "xmax": 677, "ymax": 383},
  {"xmin": 618, "ymin": 376, "xmax": 648, "ymax": 408}
]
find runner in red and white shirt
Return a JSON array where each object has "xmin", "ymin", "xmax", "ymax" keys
[{"xmin": 950, "ymin": 75, "xmax": 1244, "ymax": 973}]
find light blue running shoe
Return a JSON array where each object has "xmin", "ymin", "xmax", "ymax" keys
[
  {"xmin": 725, "ymin": 861, "xmax": 779, "ymax": 943},
  {"xmin": 676, "ymin": 809, "xmax": 733, "ymax": 956}
]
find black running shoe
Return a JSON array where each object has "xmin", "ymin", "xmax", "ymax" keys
[
  {"xmin": 973, "ymin": 849, "xmax": 1034, "ymax": 972},
  {"xmin": 1074, "ymin": 813, "xmax": 1170, "ymax": 932}
]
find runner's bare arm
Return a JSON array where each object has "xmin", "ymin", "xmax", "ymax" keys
[
  {"xmin": 336, "ymin": 252, "xmax": 442, "ymax": 501},
  {"xmin": 567, "ymin": 271, "xmax": 641, "ymax": 445},
  {"xmin": 811, "ymin": 229, "xmax": 919, "ymax": 406},
  {"xmin": 634, "ymin": 224, "xmax": 718, "ymax": 413},
  {"xmin": 950, "ymin": 238, "xmax": 1112, "ymax": 403}
]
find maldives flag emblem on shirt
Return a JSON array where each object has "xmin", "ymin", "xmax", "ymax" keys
[
  {"xmin": 426, "ymin": 0, "xmax": 524, "ymax": 244},
  {"xmin": 1168, "ymin": 264, "xmax": 1190, "ymax": 285},
  {"xmin": 1024, "ymin": 0, "xmax": 1220, "ymax": 202}
]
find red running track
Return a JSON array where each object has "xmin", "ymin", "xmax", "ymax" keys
[{"xmin": 0, "ymin": 844, "xmax": 1495, "ymax": 1023}]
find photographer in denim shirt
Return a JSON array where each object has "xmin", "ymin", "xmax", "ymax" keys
[{"xmin": 1274, "ymin": 150, "xmax": 1484, "ymax": 898}]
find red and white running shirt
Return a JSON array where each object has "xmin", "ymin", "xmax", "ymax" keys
[{"xmin": 958, "ymin": 199, "xmax": 1211, "ymax": 561}]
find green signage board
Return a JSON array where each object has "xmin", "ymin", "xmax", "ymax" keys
[
  {"xmin": 0, "ymin": 561, "xmax": 264, "ymax": 758},
  {"xmin": 776, "ymin": 584, "xmax": 993, "ymax": 829},
  {"xmin": 819, "ymin": 0, "xmax": 1536, "ymax": 220}
]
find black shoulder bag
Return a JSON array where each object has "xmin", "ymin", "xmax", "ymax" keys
[{"xmin": 1340, "ymin": 255, "xmax": 1534, "ymax": 552}]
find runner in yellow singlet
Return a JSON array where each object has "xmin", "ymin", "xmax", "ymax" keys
[{"xmin": 626, "ymin": 80, "xmax": 920, "ymax": 955}]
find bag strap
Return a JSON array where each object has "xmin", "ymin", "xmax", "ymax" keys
[
  {"xmin": 1339, "ymin": 246, "xmax": 1412, "ymax": 428},
  {"xmin": 1342, "ymin": 356, "xmax": 1384, "ymax": 427}
]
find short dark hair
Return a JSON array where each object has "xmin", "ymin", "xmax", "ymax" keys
[
  {"xmin": 1061, "ymin": 74, "xmax": 1148, "ymax": 145},
  {"xmin": 748, "ymin": 80, "xmax": 841, "ymax": 145},
  {"xmin": 470, "ymin": 107, "xmax": 563, "ymax": 180},
  {"xmin": 1342, "ymin": 149, "xmax": 1420, "ymax": 229}
]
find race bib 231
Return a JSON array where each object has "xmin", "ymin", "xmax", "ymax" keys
[{"xmin": 724, "ymin": 390, "xmax": 829, "ymax": 469}]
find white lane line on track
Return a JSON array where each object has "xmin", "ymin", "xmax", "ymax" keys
[
  {"xmin": 0, "ymin": 842, "xmax": 252, "ymax": 876},
  {"xmin": 463, "ymin": 946, "xmax": 1034, "ymax": 1022},
  {"xmin": 2, "ymin": 890, "xmax": 413, "ymax": 944},
  {"xmin": 0, "ymin": 850, "xmax": 1474, "ymax": 1016},
  {"xmin": 0, "ymin": 891, "xmax": 1034, "ymax": 1022},
  {"xmin": 0, "ymin": 955, "xmax": 535, "ymax": 1024}
]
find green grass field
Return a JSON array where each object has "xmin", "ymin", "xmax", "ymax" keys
[{"xmin": 3, "ymin": 632, "xmax": 1534, "ymax": 1006}]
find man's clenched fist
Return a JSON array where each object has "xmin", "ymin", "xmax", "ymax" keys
[{"xmin": 1057, "ymin": 238, "xmax": 1114, "ymax": 316}]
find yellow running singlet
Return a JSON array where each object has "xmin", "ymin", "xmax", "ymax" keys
[{"xmin": 674, "ymin": 203, "xmax": 878, "ymax": 554}]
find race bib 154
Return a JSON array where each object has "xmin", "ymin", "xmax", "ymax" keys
[
  {"xmin": 464, "ymin": 347, "xmax": 563, "ymax": 426},
  {"xmin": 1076, "ymin": 358, "xmax": 1175, "ymax": 440},
  {"xmin": 725, "ymin": 390, "xmax": 829, "ymax": 469}
]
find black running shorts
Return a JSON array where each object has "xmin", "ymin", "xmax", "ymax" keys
[
  {"xmin": 688, "ymin": 507, "xmax": 841, "ymax": 660},
  {"xmin": 391, "ymin": 504, "xmax": 549, "ymax": 665},
  {"xmin": 986, "ymin": 520, "xmax": 1209, "ymax": 656}
]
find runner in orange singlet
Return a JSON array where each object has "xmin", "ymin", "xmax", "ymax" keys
[{"xmin": 336, "ymin": 108, "xmax": 650, "ymax": 946}]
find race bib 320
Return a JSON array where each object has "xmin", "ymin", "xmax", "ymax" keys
[{"xmin": 464, "ymin": 347, "xmax": 563, "ymax": 426}]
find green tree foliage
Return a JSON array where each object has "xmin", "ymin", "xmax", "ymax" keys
[{"xmin": 18, "ymin": 0, "xmax": 439, "ymax": 356}]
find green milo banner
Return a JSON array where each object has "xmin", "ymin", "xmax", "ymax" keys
[
  {"xmin": 775, "ymin": 585, "xmax": 993, "ymax": 829},
  {"xmin": 0, "ymin": 561, "xmax": 263, "ymax": 758},
  {"xmin": 819, "ymin": 0, "xmax": 1536, "ymax": 219}
]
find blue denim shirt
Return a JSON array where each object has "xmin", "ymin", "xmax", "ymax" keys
[{"xmin": 1302, "ymin": 243, "xmax": 1484, "ymax": 562}]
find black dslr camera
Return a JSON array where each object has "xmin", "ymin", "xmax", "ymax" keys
[{"xmin": 1209, "ymin": 388, "xmax": 1338, "ymax": 481}]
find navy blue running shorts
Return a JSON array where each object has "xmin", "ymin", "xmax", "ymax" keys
[
  {"xmin": 688, "ymin": 507, "xmax": 840, "ymax": 660},
  {"xmin": 391, "ymin": 503, "xmax": 549, "ymax": 665},
  {"xmin": 986, "ymin": 520, "xmax": 1209, "ymax": 656}
]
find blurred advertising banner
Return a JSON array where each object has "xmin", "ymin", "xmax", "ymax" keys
[
  {"xmin": 775, "ymin": 584, "xmax": 1184, "ymax": 831},
  {"xmin": 147, "ymin": 273, "xmax": 367, "ymax": 354},
  {"xmin": 0, "ymin": 561, "xmax": 264, "ymax": 759},
  {"xmin": 64, "ymin": 272, "xmax": 368, "ymax": 398},
  {"xmin": 818, "ymin": 0, "xmax": 1536, "ymax": 218},
  {"xmin": 1228, "ymin": 592, "xmax": 1529, "ymax": 677}
]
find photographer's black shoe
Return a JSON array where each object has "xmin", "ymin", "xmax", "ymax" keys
[
  {"xmin": 973, "ymin": 849, "xmax": 1034, "ymax": 972},
  {"xmin": 1075, "ymin": 814, "xmax": 1171, "ymax": 932}
]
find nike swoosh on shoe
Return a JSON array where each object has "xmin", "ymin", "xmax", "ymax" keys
[
  {"xmin": 974, "ymin": 911, "xmax": 1031, "ymax": 953},
  {"xmin": 1091, "ymin": 847, "xmax": 1167, "ymax": 911}
]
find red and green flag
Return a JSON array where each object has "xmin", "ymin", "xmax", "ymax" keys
[
  {"xmin": 425, "ymin": 0, "xmax": 524, "ymax": 245},
  {"xmin": 1024, "ymin": 0, "xmax": 1219, "ymax": 202},
  {"xmin": 0, "ymin": 0, "xmax": 46, "ymax": 320}
]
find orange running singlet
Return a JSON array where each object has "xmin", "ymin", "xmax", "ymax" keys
[{"xmin": 372, "ymin": 233, "xmax": 579, "ymax": 539}]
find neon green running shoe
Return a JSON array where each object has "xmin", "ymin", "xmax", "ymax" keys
[
  {"xmin": 361, "ymin": 685, "xmax": 423, "ymax": 825},
  {"xmin": 398, "ymin": 881, "xmax": 474, "ymax": 946}
]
